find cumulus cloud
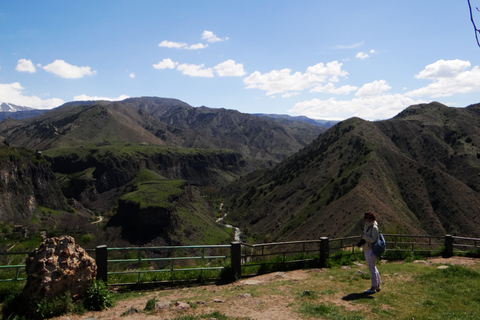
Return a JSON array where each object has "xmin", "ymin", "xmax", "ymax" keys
[
  {"xmin": 201, "ymin": 30, "xmax": 228, "ymax": 43},
  {"xmin": 415, "ymin": 59, "xmax": 470, "ymax": 79},
  {"xmin": 214, "ymin": 59, "xmax": 246, "ymax": 77},
  {"xmin": 356, "ymin": 52, "xmax": 370, "ymax": 59},
  {"xmin": 306, "ymin": 61, "xmax": 348, "ymax": 82},
  {"xmin": 153, "ymin": 58, "xmax": 178, "ymax": 69},
  {"xmin": 243, "ymin": 61, "xmax": 348, "ymax": 96},
  {"xmin": 129, "ymin": 73, "xmax": 135, "ymax": 78},
  {"xmin": 355, "ymin": 80, "xmax": 391, "ymax": 98},
  {"xmin": 0, "ymin": 82, "xmax": 63, "ymax": 109},
  {"xmin": 289, "ymin": 94, "xmax": 427, "ymax": 121},
  {"xmin": 177, "ymin": 63, "xmax": 214, "ymax": 77},
  {"xmin": 40, "ymin": 59, "xmax": 96, "ymax": 79},
  {"xmin": 281, "ymin": 92, "xmax": 300, "ymax": 98},
  {"xmin": 154, "ymin": 58, "xmax": 244, "ymax": 78},
  {"xmin": 186, "ymin": 43, "xmax": 208, "ymax": 50},
  {"xmin": 407, "ymin": 59, "xmax": 480, "ymax": 98},
  {"xmin": 310, "ymin": 83, "xmax": 358, "ymax": 95},
  {"xmin": 356, "ymin": 49, "xmax": 375, "ymax": 60},
  {"xmin": 159, "ymin": 31, "xmax": 226, "ymax": 50},
  {"xmin": 73, "ymin": 94, "xmax": 130, "ymax": 101},
  {"xmin": 158, "ymin": 40, "xmax": 187, "ymax": 49},
  {"xmin": 16, "ymin": 59, "xmax": 36, "ymax": 73}
]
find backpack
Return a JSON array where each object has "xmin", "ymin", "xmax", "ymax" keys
[{"xmin": 372, "ymin": 231, "xmax": 386, "ymax": 257}]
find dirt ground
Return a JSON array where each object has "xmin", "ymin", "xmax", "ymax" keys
[{"xmin": 51, "ymin": 256, "xmax": 480, "ymax": 320}]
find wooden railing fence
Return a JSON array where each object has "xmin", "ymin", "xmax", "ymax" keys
[{"xmin": 0, "ymin": 234, "xmax": 478, "ymax": 285}]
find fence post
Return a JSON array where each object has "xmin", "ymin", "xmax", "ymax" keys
[
  {"xmin": 444, "ymin": 235, "xmax": 454, "ymax": 258},
  {"xmin": 96, "ymin": 245, "xmax": 108, "ymax": 283},
  {"xmin": 319, "ymin": 237, "xmax": 329, "ymax": 268},
  {"xmin": 231, "ymin": 242, "xmax": 242, "ymax": 279}
]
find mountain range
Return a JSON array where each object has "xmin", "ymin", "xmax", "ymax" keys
[
  {"xmin": 0, "ymin": 97, "xmax": 326, "ymax": 168},
  {"xmin": 223, "ymin": 102, "xmax": 480, "ymax": 241},
  {"xmin": 0, "ymin": 97, "xmax": 327, "ymax": 246},
  {"xmin": 0, "ymin": 98, "xmax": 479, "ymax": 247}
]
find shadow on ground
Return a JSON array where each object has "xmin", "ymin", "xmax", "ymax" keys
[{"xmin": 342, "ymin": 292, "xmax": 375, "ymax": 301}]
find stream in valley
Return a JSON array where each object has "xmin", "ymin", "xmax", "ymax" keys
[{"xmin": 216, "ymin": 204, "xmax": 242, "ymax": 242}]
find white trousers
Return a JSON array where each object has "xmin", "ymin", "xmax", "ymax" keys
[{"xmin": 365, "ymin": 249, "xmax": 381, "ymax": 288}]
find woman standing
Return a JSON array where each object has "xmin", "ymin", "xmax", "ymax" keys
[{"xmin": 361, "ymin": 211, "xmax": 382, "ymax": 293}]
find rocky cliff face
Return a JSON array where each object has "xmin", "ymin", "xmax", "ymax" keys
[
  {"xmin": 0, "ymin": 145, "xmax": 68, "ymax": 221},
  {"xmin": 44, "ymin": 144, "xmax": 247, "ymax": 214}
]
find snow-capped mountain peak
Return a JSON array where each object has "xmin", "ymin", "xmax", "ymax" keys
[{"xmin": 0, "ymin": 103, "xmax": 34, "ymax": 112}]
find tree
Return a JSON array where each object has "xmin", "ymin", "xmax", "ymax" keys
[{"xmin": 468, "ymin": 0, "xmax": 480, "ymax": 47}]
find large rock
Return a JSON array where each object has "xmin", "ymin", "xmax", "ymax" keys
[{"xmin": 23, "ymin": 236, "xmax": 97, "ymax": 301}]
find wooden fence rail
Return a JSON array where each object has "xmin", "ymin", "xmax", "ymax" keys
[{"xmin": 0, "ymin": 234, "xmax": 479, "ymax": 285}]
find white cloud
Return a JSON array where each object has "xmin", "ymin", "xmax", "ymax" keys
[
  {"xmin": 281, "ymin": 92, "xmax": 300, "ymax": 98},
  {"xmin": 356, "ymin": 49, "xmax": 375, "ymax": 60},
  {"xmin": 355, "ymin": 80, "xmax": 391, "ymax": 98},
  {"xmin": 310, "ymin": 83, "xmax": 358, "ymax": 95},
  {"xmin": 214, "ymin": 59, "xmax": 246, "ymax": 77},
  {"xmin": 158, "ymin": 39, "xmax": 210, "ymax": 50},
  {"xmin": 244, "ymin": 69, "xmax": 310, "ymax": 95},
  {"xmin": 73, "ymin": 94, "xmax": 130, "ymax": 101},
  {"xmin": 282, "ymin": 58, "xmax": 480, "ymax": 121},
  {"xmin": 186, "ymin": 43, "xmax": 208, "ymax": 50},
  {"xmin": 177, "ymin": 63, "xmax": 214, "ymax": 77},
  {"xmin": 158, "ymin": 40, "xmax": 187, "ymax": 49},
  {"xmin": 306, "ymin": 61, "xmax": 348, "ymax": 82},
  {"xmin": 0, "ymin": 82, "xmax": 64, "ymax": 109},
  {"xmin": 41, "ymin": 59, "xmax": 96, "ymax": 79},
  {"xmin": 129, "ymin": 73, "xmax": 135, "ymax": 78},
  {"xmin": 407, "ymin": 59, "xmax": 480, "ymax": 98},
  {"xmin": 16, "ymin": 59, "xmax": 36, "ymax": 73},
  {"xmin": 201, "ymin": 30, "xmax": 228, "ymax": 43},
  {"xmin": 356, "ymin": 52, "xmax": 370, "ymax": 59},
  {"xmin": 415, "ymin": 59, "xmax": 470, "ymax": 79},
  {"xmin": 243, "ymin": 61, "xmax": 348, "ymax": 96},
  {"xmin": 153, "ymin": 58, "xmax": 178, "ymax": 70},
  {"xmin": 289, "ymin": 94, "xmax": 427, "ymax": 121}
]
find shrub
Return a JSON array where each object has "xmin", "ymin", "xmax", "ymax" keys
[
  {"xmin": 83, "ymin": 280, "xmax": 115, "ymax": 311},
  {"xmin": 1, "ymin": 292, "xmax": 75, "ymax": 320},
  {"xmin": 31, "ymin": 292, "xmax": 74, "ymax": 320},
  {"xmin": 144, "ymin": 297, "xmax": 158, "ymax": 311}
]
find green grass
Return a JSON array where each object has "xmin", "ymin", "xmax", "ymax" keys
[
  {"xmin": 2, "ymin": 258, "xmax": 480, "ymax": 319},
  {"xmin": 120, "ymin": 179, "xmax": 185, "ymax": 209},
  {"xmin": 298, "ymin": 302, "xmax": 365, "ymax": 319}
]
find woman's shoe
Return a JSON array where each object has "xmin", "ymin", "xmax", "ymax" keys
[{"xmin": 364, "ymin": 288, "xmax": 376, "ymax": 294}]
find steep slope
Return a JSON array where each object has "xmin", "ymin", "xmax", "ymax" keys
[
  {"xmin": 106, "ymin": 177, "xmax": 232, "ymax": 245},
  {"xmin": 223, "ymin": 102, "xmax": 480, "ymax": 241},
  {"xmin": 0, "ymin": 143, "xmax": 70, "ymax": 221},
  {"xmin": 43, "ymin": 143, "xmax": 247, "ymax": 214},
  {"xmin": 0, "ymin": 97, "xmax": 326, "ymax": 168},
  {"xmin": 0, "ymin": 102, "xmax": 167, "ymax": 150}
]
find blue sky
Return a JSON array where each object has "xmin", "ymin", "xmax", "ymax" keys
[{"xmin": 1, "ymin": 1, "xmax": 480, "ymax": 120}]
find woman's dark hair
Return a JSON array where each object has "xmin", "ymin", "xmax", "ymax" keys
[{"xmin": 364, "ymin": 211, "xmax": 376, "ymax": 221}]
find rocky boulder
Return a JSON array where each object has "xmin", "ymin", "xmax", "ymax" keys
[{"xmin": 23, "ymin": 236, "xmax": 97, "ymax": 301}]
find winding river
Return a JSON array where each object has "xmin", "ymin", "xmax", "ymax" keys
[{"xmin": 216, "ymin": 204, "xmax": 242, "ymax": 242}]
